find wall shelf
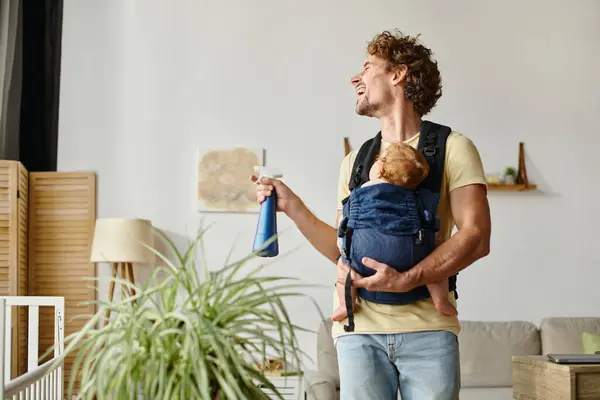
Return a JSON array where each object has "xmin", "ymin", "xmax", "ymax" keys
[
  {"xmin": 488, "ymin": 184, "xmax": 537, "ymax": 192},
  {"xmin": 486, "ymin": 142, "xmax": 537, "ymax": 192}
]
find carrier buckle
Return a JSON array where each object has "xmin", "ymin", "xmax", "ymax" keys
[
  {"xmin": 415, "ymin": 229, "xmax": 424, "ymax": 246},
  {"xmin": 423, "ymin": 147, "xmax": 436, "ymax": 157}
]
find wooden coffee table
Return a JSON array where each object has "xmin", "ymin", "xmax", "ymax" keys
[{"xmin": 512, "ymin": 355, "xmax": 600, "ymax": 399}]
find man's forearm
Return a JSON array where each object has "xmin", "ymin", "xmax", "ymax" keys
[
  {"xmin": 406, "ymin": 227, "xmax": 490, "ymax": 288},
  {"xmin": 287, "ymin": 200, "xmax": 340, "ymax": 263}
]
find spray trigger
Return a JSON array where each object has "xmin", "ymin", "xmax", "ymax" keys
[{"xmin": 254, "ymin": 166, "xmax": 283, "ymax": 180}]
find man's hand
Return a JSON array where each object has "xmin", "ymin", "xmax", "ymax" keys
[
  {"xmin": 335, "ymin": 257, "xmax": 361, "ymax": 287},
  {"xmin": 251, "ymin": 175, "xmax": 340, "ymax": 263},
  {"xmin": 251, "ymin": 175, "xmax": 302, "ymax": 216},
  {"xmin": 352, "ymin": 257, "xmax": 417, "ymax": 292},
  {"xmin": 404, "ymin": 183, "xmax": 491, "ymax": 287}
]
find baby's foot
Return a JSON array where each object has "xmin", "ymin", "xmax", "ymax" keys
[{"xmin": 331, "ymin": 307, "xmax": 348, "ymax": 322}]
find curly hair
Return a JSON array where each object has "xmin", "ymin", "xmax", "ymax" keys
[
  {"xmin": 367, "ymin": 30, "xmax": 442, "ymax": 116},
  {"xmin": 377, "ymin": 143, "xmax": 429, "ymax": 189}
]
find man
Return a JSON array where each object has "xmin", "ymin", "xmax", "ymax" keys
[{"xmin": 253, "ymin": 30, "xmax": 491, "ymax": 399}]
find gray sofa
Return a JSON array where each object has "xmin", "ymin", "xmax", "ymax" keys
[{"xmin": 304, "ymin": 317, "xmax": 600, "ymax": 399}]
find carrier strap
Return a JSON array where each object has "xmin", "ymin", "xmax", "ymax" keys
[
  {"xmin": 348, "ymin": 132, "xmax": 382, "ymax": 192},
  {"xmin": 343, "ymin": 268, "xmax": 355, "ymax": 332},
  {"xmin": 416, "ymin": 120, "xmax": 451, "ymax": 198},
  {"xmin": 342, "ymin": 198, "xmax": 356, "ymax": 332},
  {"xmin": 349, "ymin": 121, "xmax": 450, "ymax": 195}
]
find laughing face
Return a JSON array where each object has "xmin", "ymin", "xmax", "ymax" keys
[{"xmin": 350, "ymin": 54, "xmax": 400, "ymax": 118}]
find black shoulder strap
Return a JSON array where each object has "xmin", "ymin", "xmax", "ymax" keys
[
  {"xmin": 348, "ymin": 121, "xmax": 451, "ymax": 194},
  {"xmin": 416, "ymin": 120, "xmax": 451, "ymax": 196},
  {"xmin": 348, "ymin": 131, "xmax": 381, "ymax": 192}
]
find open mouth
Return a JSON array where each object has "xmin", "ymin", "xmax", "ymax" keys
[{"xmin": 356, "ymin": 86, "xmax": 365, "ymax": 96}]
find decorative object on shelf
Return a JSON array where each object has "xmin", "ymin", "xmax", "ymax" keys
[
  {"xmin": 256, "ymin": 357, "xmax": 285, "ymax": 374},
  {"xmin": 485, "ymin": 174, "xmax": 500, "ymax": 185},
  {"xmin": 502, "ymin": 166, "xmax": 517, "ymax": 185},
  {"xmin": 488, "ymin": 142, "xmax": 537, "ymax": 192},
  {"xmin": 254, "ymin": 351, "xmax": 303, "ymax": 377},
  {"xmin": 90, "ymin": 218, "xmax": 154, "ymax": 326},
  {"xmin": 344, "ymin": 137, "xmax": 351, "ymax": 156},
  {"xmin": 197, "ymin": 147, "xmax": 265, "ymax": 213},
  {"xmin": 516, "ymin": 142, "xmax": 529, "ymax": 185}
]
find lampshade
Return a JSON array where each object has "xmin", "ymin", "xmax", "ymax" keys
[{"xmin": 90, "ymin": 218, "xmax": 154, "ymax": 264}]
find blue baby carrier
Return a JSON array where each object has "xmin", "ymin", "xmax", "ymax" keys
[{"xmin": 337, "ymin": 120, "xmax": 458, "ymax": 332}]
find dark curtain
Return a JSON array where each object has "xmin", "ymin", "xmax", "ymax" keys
[
  {"xmin": 18, "ymin": 0, "xmax": 63, "ymax": 172},
  {"xmin": 1, "ymin": 0, "xmax": 22, "ymax": 160}
]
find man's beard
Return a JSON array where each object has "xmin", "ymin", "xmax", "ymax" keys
[{"xmin": 355, "ymin": 96, "xmax": 377, "ymax": 116}]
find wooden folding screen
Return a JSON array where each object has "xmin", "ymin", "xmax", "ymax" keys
[
  {"xmin": 28, "ymin": 172, "xmax": 96, "ymax": 389},
  {"xmin": 0, "ymin": 161, "xmax": 29, "ymax": 378},
  {"xmin": 0, "ymin": 163, "xmax": 97, "ymax": 388}
]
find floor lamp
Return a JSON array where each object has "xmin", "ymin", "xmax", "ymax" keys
[{"xmin": 90, "ymin": 218, "xmax": 154, "ymax": 325}]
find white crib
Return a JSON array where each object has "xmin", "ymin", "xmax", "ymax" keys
[{"xmin": 0, "ymin": 297, "xmax": 64, "ymax": 400}]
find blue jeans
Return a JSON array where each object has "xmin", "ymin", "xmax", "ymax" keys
[{"xmin": 335, "ymin": 330, "xmax": 460, "ymax": 400}]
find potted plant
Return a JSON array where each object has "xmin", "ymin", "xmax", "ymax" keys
[
  {"xmin": 503, "ymin": 166, "xmax": 517, "ymax": 185},
  {"xmin": 52, "ymin": 227, "xmax": 319, "ymax": 399}
]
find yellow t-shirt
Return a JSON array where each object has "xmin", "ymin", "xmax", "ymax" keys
[{"xmin": 332, "ymin": 130, "xmax": 486, "ymax": 339}]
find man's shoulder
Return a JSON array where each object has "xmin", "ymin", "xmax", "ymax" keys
[
  {"xmin": 445, "ymin": 131, "xmax": 482, "ymax": 160},
  {"xmin": 339, "ymin": 150, "xmax": 358, "ymax": 171},
  {"xmin": 337, "ymin": 150, "xmax": 358, "ymax": 208},
  {"xmin": 443, "ymin": 130, "xmax": 487, "ymax": 191},
  {"xmin": 446, "ymin": 130, "xmax": 478, "ymax": 149}
]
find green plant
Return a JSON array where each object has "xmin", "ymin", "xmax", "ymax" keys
[
  {"xmin": 53, "ymin": 227, "xmax": 319, "ymax": 400},
  {"xmin": 504, "ymin": 166, "xmax": 516, "ymax": 176}
]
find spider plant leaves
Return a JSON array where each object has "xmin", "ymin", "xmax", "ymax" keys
[{"xmin": 51, "ymin": 226, "xmax": 317, "ymax": 400}]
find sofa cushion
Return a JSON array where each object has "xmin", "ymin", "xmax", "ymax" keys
[
  {"xmin": 583, "ymin": 331, "xmax": 600, "ymax": 354},
  {"xmin": 459, "ymin": 387, "xmax": 513, "ymax": 400},
  {"xmin": 304, "ymin": 370, "xmax": 338, "ymax": 400},
  {"xmin": 540, "ymin": 317, "xmax": 600, "ymax": 354},
  {"xmin": 316, "ymin": 319, "xmax": 339, "ymax": 387},
  {"xmin": 458, "ymin": 321, "xmax": 540, "ymax": 387}
]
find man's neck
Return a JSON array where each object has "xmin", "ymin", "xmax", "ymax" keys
[{"xmin": 379, "ymin": 106, "xmax": 422, "ymax": 143}]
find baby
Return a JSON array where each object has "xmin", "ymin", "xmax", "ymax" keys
[{"xmin": 332, "ymin": 142, "xmax": 457, "ymax": 323}]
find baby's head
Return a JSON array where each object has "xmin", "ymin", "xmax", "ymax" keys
[{"xmin": 369, "ymin": 143, "xmax": 429, "ymax": 189}]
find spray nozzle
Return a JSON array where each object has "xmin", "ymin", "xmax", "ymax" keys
[{"xmin": 254, "ymin": 166, "xmax": 283, "ymax": 179}]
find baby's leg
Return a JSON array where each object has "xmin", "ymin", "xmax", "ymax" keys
[
  {"xmin": 332, "ymin": 282, "xmax": 357, "ymax": 322},
  {"xmin": 427, "ymin": 279, "xmax": 457, "ymax": 316}
]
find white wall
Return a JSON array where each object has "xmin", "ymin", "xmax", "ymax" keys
[{"xmin": 57, "ymin": 0, "xmax": 600, "ymax": 367}]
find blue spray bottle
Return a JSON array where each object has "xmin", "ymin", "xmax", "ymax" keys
[{"xmin": 252, "ymin": 166, "xmax": 283, "ymax": 257}]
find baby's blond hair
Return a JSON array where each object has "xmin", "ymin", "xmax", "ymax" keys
[{"xmin": 377, "ymin": 143, "xmax": 429, "ymax": 189}]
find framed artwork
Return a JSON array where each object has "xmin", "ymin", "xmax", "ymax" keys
[{"xmin": 196, "ymin": 147, "xmax": 265, "ymax": 213}]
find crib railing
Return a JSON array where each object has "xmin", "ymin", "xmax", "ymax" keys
[{"xmin": 0, "ymin": 296, "xmax": 65, "ymax": 400}]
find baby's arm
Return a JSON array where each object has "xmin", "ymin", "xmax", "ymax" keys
[{"xmin": 426, "ymin": 279, "xmax": 457, "ymax": 316}]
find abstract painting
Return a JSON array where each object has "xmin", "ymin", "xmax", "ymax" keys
[{"xmin": 197, "ymin": 147, "xmax": 265, "ymax": 213}]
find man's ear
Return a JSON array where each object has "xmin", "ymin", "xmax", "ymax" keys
[{"xmin": 391, "ymin": 65, "xmax": 408, "ymax": 86}]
